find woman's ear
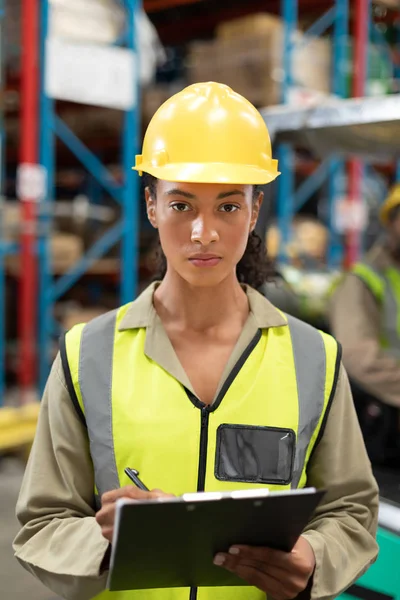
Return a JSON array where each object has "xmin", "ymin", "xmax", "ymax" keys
[
  {"xmin": 250, "ymin": 191, "xmax": 263, "ymax": 232},
  {"xmin": 145, "ymin": 187, "xmax": 158, "ymax": 229}
]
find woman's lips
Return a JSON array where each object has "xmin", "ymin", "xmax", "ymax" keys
[{"xmin": 188, "ymin": 257, "xmax": 222, "ymax": 267}]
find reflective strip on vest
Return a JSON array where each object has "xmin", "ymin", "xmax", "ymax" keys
[
  {"xmin": 352, "ymin": 263, "xmax": 385, "ymax": 303},
  {"xmin": 75, "ymin": 311, "xmax": 329, "ymax": 498},
  {"xmin": 286, "ymin": 314, "xmax": 326, "ymax": 488},
  {"xmin": 384, "ymin": 267, "xmax": 400, "ymax": 358},
  {"xmin": 79, "ymin": 309, "xmax": 120, "ymax": 495},
  {"xmin": 353, "ymin": 262, "xmax": 400, "ymax": 358}
]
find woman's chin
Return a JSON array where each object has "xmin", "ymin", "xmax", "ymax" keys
[{"xmin": 178, "ymin": 267, "xmax": 228, "ymax": 288}]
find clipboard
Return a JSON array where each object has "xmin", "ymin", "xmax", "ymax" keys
[{"xmin": 108, "ymin": 487, "xmax": 325, "ymax": 591}]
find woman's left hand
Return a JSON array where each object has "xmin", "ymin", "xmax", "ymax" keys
[{"xmin": 213, "ymin": 536, "xmax": 315, "ymax": 600}]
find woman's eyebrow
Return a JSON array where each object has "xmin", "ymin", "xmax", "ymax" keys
[
  {"xmin": 165, "ymin": 189, "xmax": 196, "ymax": 199},
  {"xmin": 164, "ymin": 189, "xmax": 245, "ymax": 200},
  {"xmin": 217, "ymin": 190, "xmax": 245, "ymax": 199}
]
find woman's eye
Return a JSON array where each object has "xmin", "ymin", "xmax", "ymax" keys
[
  {"xmin": 219, "ymin": 204, "xmax": 239, "ymax": 213},
  {"xmin": 171, "ymin": 203, "xmax": 191, "ymax": 212}
]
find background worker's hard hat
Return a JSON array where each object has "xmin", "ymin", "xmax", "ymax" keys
[
  {"xmin": 380, "ymin": 184, "xmax": 400, "ymax": 226},
  {"xmin": 133, "ymin": 82, "xmax": 279, "ymax": 185}
]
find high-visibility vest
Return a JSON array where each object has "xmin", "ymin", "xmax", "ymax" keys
[
  {"xmin": 62, "ymin": 303, "xmax": 341, "ymax": 600},
  {"xmin": 352, "ymin": 262, "xmax": 400, "ymax": 359}
]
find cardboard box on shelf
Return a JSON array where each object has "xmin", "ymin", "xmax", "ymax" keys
[
  {"xmin": 216, "ymin": 12, "xmax": 282, "ymax": 41},
  {"xmin": 51, "ymin": 233, "xmax": 83, "ymax": 271},
  {"xmin": 2, "ymin": 200, "xmax": 118, "ymax": 254},
  {"xmin": 2, "ymin": 202, "xmax": 21, "ymax": 241},
  {"xmin": 5, "ymin": 106, "xmax": 124, "ymax": 151},
  {"xmin": 266, "ymin": 216, "xmax": 328, "ymax": 264},
  {"xmin": 374, "ymin": 0, "xmax": 399, "ymax": 8},
  {"xmin": 5, "ymin": 233, "xmax": 83, "ymax": 276},
  {"xmin": 187, "ymin": 13, "xmax": 331, "ymax": 108}
]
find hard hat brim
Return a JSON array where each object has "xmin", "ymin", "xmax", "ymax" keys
[{"xmin": 132, "ymin": 160, "xmax": 280, "ymax": 185}]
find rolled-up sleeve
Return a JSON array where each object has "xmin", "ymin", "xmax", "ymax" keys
[
  {"xmin": 302, "ymin": 364, "xmax": 379, "ymax": 600},
  {"xmin": 13, "ymin": 354, "xmax": 109, "ymax": 600}
]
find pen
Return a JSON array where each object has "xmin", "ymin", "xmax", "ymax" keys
[{"xmin": 124, "ymin": 467, "xmax": 150, "ymax": 491}]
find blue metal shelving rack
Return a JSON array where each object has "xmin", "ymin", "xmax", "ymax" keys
[
  {"xmin": 38, "ymin": 0, "xmax": 142, "ymax": 393},
  {"xmin": 277, "ymin": 0, "xmax": 350, "ymax": 268},
  {"xmin": 278, "ymin": 0, "xmax": 400, "ymax": 266}
]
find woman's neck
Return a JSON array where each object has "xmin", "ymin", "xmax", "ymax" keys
[{"xmin": 153, "ymin": 270, "xmax": 249, "ymax": 333}]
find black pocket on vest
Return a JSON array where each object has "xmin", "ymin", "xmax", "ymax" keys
[{"xmin": 215, "ymin": 424, "xmax": 295, "ymax": 485}]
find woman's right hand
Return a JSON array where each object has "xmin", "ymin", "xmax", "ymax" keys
[{"xmin": 96, "ymin": 486, "xmax": 174, "ymax": 543}]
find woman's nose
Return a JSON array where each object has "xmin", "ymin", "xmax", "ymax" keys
[{"xmin": 191, "ymin": 216, "xmax": 219, "ymax": 245}]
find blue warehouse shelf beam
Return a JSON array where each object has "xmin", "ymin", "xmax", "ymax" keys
[
  {"xmin": 277, "ymin": 0, "xmax": 297, "ymax": 263},
  {"xmin": 52, "ymin": 115, "xmax": 124, "ymax": 205},
  {"xmin": 302, "ymin": 6, "xmax": 336, "ymax": 44},
  {"xmin": 328, "ymin": 0, "xmax": 349, "ymax": 268},
  {"xmin": 50, "ymin": 221, "xmax": 124, "ymax": 302},
  {"xmin": 295, "ymin": 159, "xmax": 331, "ymax": 213},
  {"xmin": 122, "ymin": 0, "xmax": 140, "ymax": 306},
  {"xmin": 38, "ymin": 0, "xmax": 54, "ymax": 397},
  {"xmin": 276, "ymin": 145, "xmax": 294, "ymax": 263},
  {"xmin": 38, "ymin": 0, "xmax": 141, "ymax": 393}
]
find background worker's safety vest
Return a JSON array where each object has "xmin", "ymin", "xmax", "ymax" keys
[
  {"xmin": 62, "ymin": 304, "xmax": 341, "ymax": 600},
  {"xmin": 352, "ymin": 262, "xmax": 400, "ymax": 359}
]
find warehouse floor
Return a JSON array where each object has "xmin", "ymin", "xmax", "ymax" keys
[{"xmin": 0, "ymin": 456, "xmax": 60, "ymax": 600}]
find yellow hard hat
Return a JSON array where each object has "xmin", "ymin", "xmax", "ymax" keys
[
  {"xmin": 133, "ymin": 82, "xmax": 279, "ymax": 185},
  {"xmin": 380, "ymin": 184, "xmax": 400, "ymax": 225}
]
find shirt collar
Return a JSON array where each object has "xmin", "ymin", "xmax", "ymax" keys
[{"xmin": 118, "ymin": 281, "xmax": 287, "ymax": 331}]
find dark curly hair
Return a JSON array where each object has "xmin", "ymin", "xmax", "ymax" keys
[{"xmin": 144, "ymin": 174, "xmax": 273, "ymax": 289}]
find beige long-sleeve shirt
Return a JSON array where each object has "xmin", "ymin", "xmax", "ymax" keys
[
  {"xmin": 14, "ymin": 284, "xmax": 379, "ymax": 600},
  {"xmin": 329, "ymin": 243, "xmax": 400, "ymax": 407}
]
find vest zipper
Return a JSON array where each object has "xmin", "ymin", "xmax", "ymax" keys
[
  {"xmin": 189, "ymin": 587, "xmax": 198, "ymax": 600},
  {"xmin": 189, "ymin": 407, "xmax": 210, "ymax": 600},
  {"xmin": 197, "ymin": 407, "xmax": 210, "ymax": 492}
]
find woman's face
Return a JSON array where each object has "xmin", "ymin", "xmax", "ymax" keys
[{"xmin": 145, "ymin": 180, "xmax": 262, "ymax": 287}]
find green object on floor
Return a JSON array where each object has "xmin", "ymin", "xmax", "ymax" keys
[{"xmin": 340, "ymin": 526, "xmax": 400, "ymax": 599}]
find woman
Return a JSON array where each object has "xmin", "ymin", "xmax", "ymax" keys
[{"xmin": 14, "ymin": 83, "xmax": 378, "ymax": 600}]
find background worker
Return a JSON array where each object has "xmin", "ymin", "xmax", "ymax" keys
[
  {"xmin": 329, "ymin": 184, "xmax": 400, "ymax": 465},
  {"xmin": 14, "ymin": 83, "xmax": 378, "ymax": 600}
]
